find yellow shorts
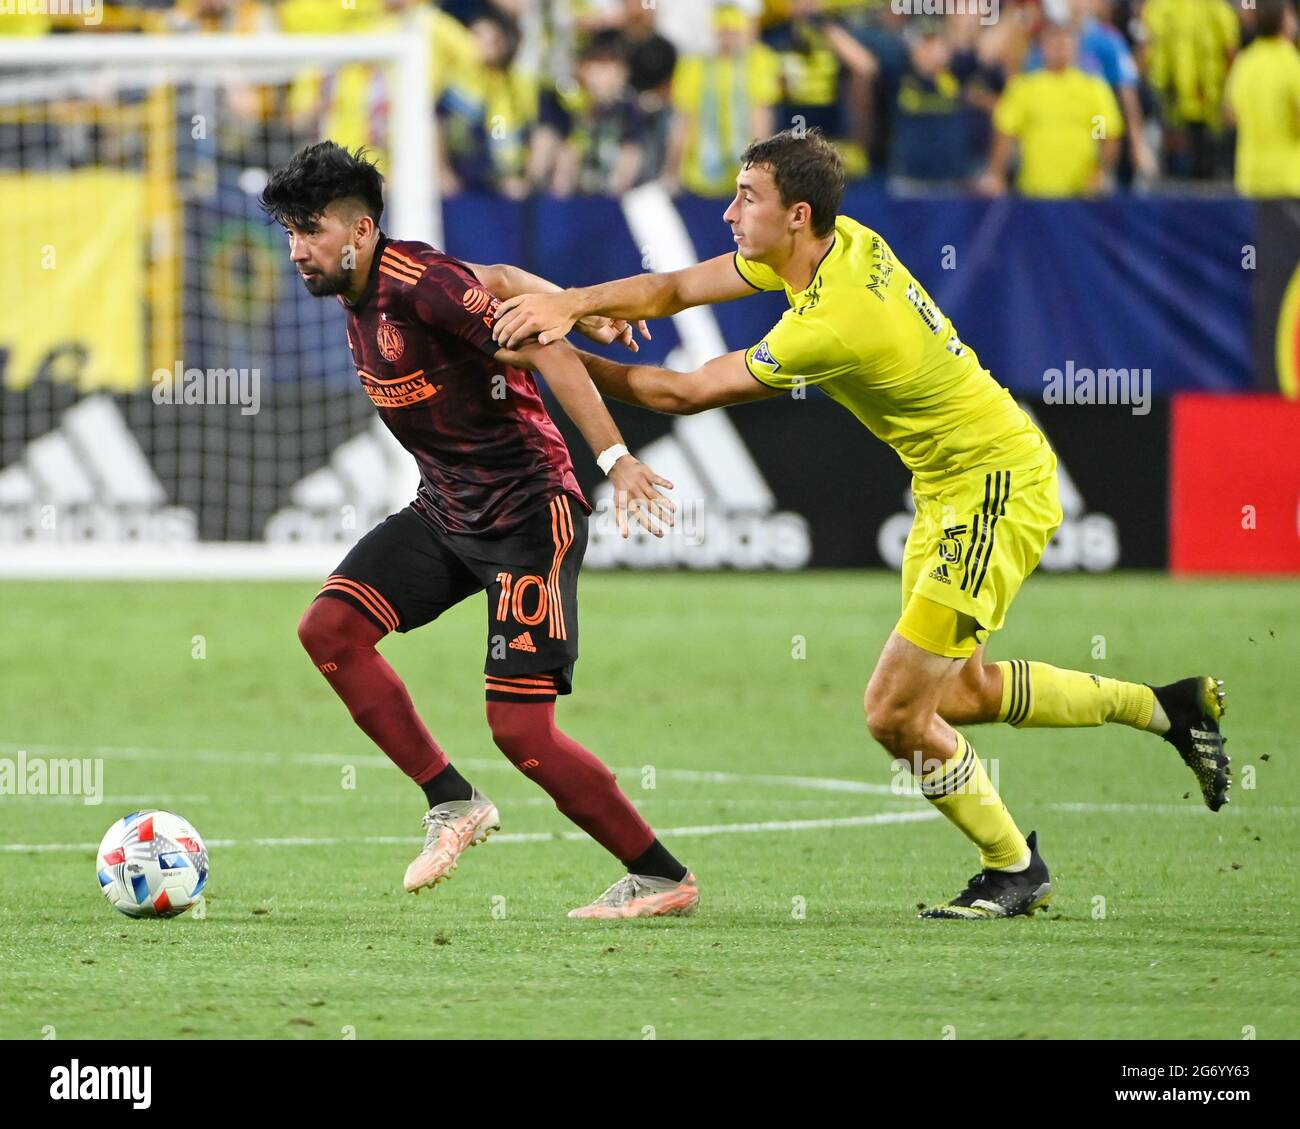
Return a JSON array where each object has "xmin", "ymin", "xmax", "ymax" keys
[{"xmin": 897, "ymin": 460, "xmax": 1063, "ymax": 659}]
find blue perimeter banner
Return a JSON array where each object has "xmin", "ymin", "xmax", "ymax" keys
[{"xmin": 443, "ymin": 190, "xmax": 1254, "ymax": 396}]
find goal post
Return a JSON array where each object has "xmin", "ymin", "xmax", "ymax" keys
[
  {"xmin": 0, "ymin": 25, "xmax": 438, "ymax": 579},
  {"xmin": 0, "ymin": 30, "xmax": 438, "ymax": 244}
]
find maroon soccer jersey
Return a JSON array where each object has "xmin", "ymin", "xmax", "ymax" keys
[{"xmin": 338, "ymin": 235, "xmax": 589, "ymax": 536}]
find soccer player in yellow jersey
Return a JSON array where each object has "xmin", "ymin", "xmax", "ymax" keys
[
  {"xmin": 981, "ymin": 23, "xmax": 1123, "ymax": 198},
  {"xmin": 492, "ymin": 129, "xmax": 1231, "ymax": 919},
  {"xmin": 1144, "ymin": 0, "xmax": 1240, "ymax": 118},
  {"xmin": 1224, "ymin": 0, "xmax": 1300, "ymax": 198}
]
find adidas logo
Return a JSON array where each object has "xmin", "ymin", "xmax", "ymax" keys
[
  {"xmin": 509, "ymin": 632, "xmax": 537, "ymax": 653},
  {"xmin": 0, "ymin": 394, "xmax": 196, "ymax": 543},
  {"xmin": 265, "ymin": 419, "xmax": 419, "ymax": 543},
  {"xmin": 584, "ymin": 184, "xmax": 812, "ymax": 571},
  {"xmin": 928, "ymin": 563, "xmax": 950, "ymax": 584},
  {"xmin": 878, "ymin": 401, "xmax": 1121, "ymax": 573},
  {"xmin": 585, "ymin": 379, "xmax": 811, "ymax": 571}
]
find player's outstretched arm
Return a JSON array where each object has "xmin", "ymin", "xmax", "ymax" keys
[
  {"xmin": 467, "ymin": 261, "xmax": 649, "ymax": 353},
  {"xmin": 574, "ymin": 348, "xmax": 781, "ymax": 416},
  {"xmin": 492, "ymin": 252, "xmax": 756, "ymax": 350},
  {"xmin": 497, "ymin": 339, "xmax": 676, "ymax": 538}
]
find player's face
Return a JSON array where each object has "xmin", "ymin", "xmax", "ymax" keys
[
  {"xmin": 1042, "ymin": 28, "xmax": 1077, "ymax": 71},
  {"xmin": 283, "ymin": 207, "xmax": 358, "ymax": 297},
  {"xmin": 723, "ymin": 165, "xmax": 792, "ymax": 263}
]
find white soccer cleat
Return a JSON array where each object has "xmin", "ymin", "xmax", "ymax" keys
[
  {"xmin": 403, "ymin": 790, "xmax": 500, "ymax": 894},
  {"xmin": 567, "ymin": 871, "xmax": 699, "ymax": 920}
]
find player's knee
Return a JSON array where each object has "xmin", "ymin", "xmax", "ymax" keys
[
  {"xmin": 866, "ymin": 712, "xmax": 908, "ymax": 754},
  {"xmin": 298, "ymin": 596, "xmax": 381, "ymax": 664},
  {"xmin": 863, "ymin": 679, "xmax": 898, "ymax": 747},
  {"xmin": 297, "ymin": 600, "xmax": 332, "ymax": 661},
  {"xmin": 486, "ymin": 699, "xmax": 546, "ymax": 756},
  {"xmin": 976, "ymin": 663, "xmax": 1004, "ymax": 715},
  {"xmin": 954, "ymin": 661, "xmax": 1002, "ymax": 718},
  {"xmin": 865, "ymin": 695, "xmax": 929, "ymax": 756}
]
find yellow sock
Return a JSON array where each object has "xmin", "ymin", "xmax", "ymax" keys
[
  {"xmin": 919, "ymin": 733, "xmax": 1028, "ymax": 870},
  {"xmin": 996, "ymin": 660, "xmax": 1155, "ymax": 730}
]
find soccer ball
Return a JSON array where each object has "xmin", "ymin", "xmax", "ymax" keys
[{"xmin": 96, "ymin": 810, "xmax": 209, "ymax": 918}]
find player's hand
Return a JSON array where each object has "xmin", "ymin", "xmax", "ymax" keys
[
  {"xmin": 493, "ymin": 292, "xmax": 581, "ymax": 350},
  {"xmin": 608, "ymin": 455, "xmax": 675, "ymax": 539},
  {"xmin": 1132, "ymin": 137, "xmax": 1158, "ymax": 180},
  {"xmin": 973, "ymin": 170, "xmax": 1006, "ymax": 198},
  {"xmin": 575, "ymin": 314, "xmax": 652, "ymax": 353}
]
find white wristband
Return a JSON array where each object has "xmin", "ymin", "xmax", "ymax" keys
[{"xmin": 596, "ymin": 444, "xmax": 629, "ymax": 475}]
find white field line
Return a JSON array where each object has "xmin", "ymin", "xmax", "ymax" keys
[
  {"xmin": 253, "ymin": 796, "xmax": 1300, "ymax": 814},
  {"xmin": 8, "ymin": 797, "xmax": 1292, "ymax": 854},
  {"xmin": 0, "ymin": 795, "xmax": 212, "ymax": 807},
  {"xmin": 0, "ymin": 741, "xmax": 900, "ymax": 795},
  {"xmin": 289, "ymin": 795, "xmax": 860, "ymax": 808},
  {"xmin": 3, "ymin": 739, "xmax": 1292, "ymax": 860},
  {"xmin": 650, "ymin": 768, "xmax": 894, "ymax": 795},
  {"xmin": 8, "ymin": 794, "xmax": 1286, "ymax": 816},
  {"xmin": 0, "ymin": 793, "xmax": 880, "ymax": 809},
  {"xmin": 0, "ymin": 810, "xmax": 940, "ymax": 854},
  {"xmin": 1047, "ymin": 802, "xmax": 1300, "ymax": 814}
]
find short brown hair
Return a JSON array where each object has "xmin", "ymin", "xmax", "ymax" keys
[
  {"xmin": 1256, "ymin": 0, "xmax": 1291, "ymax": 37},
  {"xmin": 740, "ymin": 128, "xmax": 844, "ymax": 238}
]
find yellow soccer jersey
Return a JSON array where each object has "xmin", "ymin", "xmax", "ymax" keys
[
  {"xmin": 738, "ymin": 215, "xmax": 1052, "ymax": 488},
  {"xmin": 993, "ymin": 68, "xmax": 1123, "ymax": 197},
  {"xmin": 1225, "ymin": 37, "xmax": 1300, "ymax": 198},
  {"xmin": 1144, "ymin": 0, "xmax": 1239, "ymax": 127}
]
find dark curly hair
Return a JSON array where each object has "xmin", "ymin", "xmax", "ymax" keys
[{"xmin": 260, "ymin": 141, "xmax": 385, "ymax": 231}]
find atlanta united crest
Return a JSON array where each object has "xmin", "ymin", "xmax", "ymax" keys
[{"xmin": 377, "ymin": 320, "xmax": 404, "ymax": 362}]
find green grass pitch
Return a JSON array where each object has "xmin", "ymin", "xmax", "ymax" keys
[{"xmin": 0, "ymin": 572, "xmax": 1295, "ymax": 1040}]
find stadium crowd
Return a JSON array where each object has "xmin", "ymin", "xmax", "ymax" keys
[{"xmin": 4, "ymin": 0, "xmax": 1298, "ymax": 198}]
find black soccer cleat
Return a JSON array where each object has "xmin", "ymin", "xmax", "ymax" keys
[
  {"xmin": 918, "ymin": 831, "xmax": 1052, "ymax": 920},
  {"xmin": 1151, "ymin": 676, "xmax": 1230, "ymax": 812}
]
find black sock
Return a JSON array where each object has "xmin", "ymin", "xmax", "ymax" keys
[
  {"xmin": 625, "ymin": 839, "xmax": 687, "ymax": 882},
  {"xmin": 421, "ymin": 763, "xmax": 473, "ymax": 808}
]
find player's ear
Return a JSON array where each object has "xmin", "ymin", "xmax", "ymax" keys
[{"xmin": 788, "ymin": 201, "xmax": 811, "ymax": 235}]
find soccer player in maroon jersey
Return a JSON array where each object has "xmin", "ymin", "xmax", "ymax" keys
[{"xmin": 260, "ymin": 142, "xmax": 698, "ymax": 919}]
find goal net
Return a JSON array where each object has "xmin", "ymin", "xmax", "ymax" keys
[{"xmin": 0, "ymin": 29, "xmax": 436, "ymax": 578}]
